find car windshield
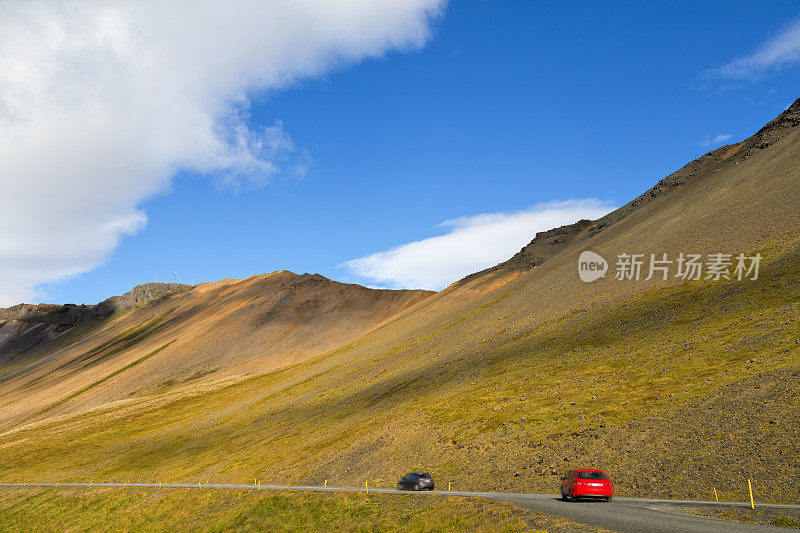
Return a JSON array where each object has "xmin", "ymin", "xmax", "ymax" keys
[{"xmin": 578, "ymin": 471, "xmax": 607, "ymax": 480}]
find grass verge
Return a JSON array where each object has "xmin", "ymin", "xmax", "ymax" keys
[{"xmin": 0, "ymin": 488, "xmax": 601, "ymax": 532}]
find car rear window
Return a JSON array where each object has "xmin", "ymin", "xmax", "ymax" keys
[{"xmin": 578, "ymin": 471, "xmax": 608, "ymax": 480}]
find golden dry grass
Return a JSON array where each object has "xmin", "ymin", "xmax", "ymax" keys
[{"xmin": 0, "ymin": 487, "xmax": 602, "ymax": 532}]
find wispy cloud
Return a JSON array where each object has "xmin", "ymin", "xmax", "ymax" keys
[
  {"xmin": 699, "ymin": 133, "xmax": 734, "ymax": 148},
  {"xmin": 0, "ymin": 0, "xmax": 444, "ymax": 306},
  {"xmin": 704, "ymin": 16, "xmax": 800, "ymax": 81},
  {"xmin": 342, "ymin": 199, "xmax": 615, "ymax": 291}
]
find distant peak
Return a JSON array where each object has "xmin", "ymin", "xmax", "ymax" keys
[
  {"xmin": 760, "ymin": 98, "xmax": 800, "ymax": 130},
  {"xmin": 734, "ymin": 97, "xmax": 800, "ymax": 159}
]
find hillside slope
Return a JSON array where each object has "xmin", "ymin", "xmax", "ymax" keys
[
  {"xmin": 0, "ymin": 272, "xmax": 431, "ymax": 431},
  {"xmin": 0, "ymin": 283, "xmax": 191, "ymax": 363},
  {"xmin": 0, "ymin": 100, "xmax": 798, "ymax": 504}
]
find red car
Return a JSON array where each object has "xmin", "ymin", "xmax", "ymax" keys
[{"xmin": 560, "ymin": 468, "xmax": 613, "ymax": 501}]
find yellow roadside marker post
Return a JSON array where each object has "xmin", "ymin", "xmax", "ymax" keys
[
  {"xmin": 714, "ymin": 488, "xmax": 718, "ymax": 501},
  {"xmin": 198, "ymin": 481, "xmax": 201, "ymax": 488},
  {"xmin": 159, "ymin": 481, "xmax": 162, "ymax": 488},
  {"xmin": 448, "ymin": 482, "xmax": 451, "ymax": 492},
  {"xmin": 748, "ymin": 479, "xmax": 754, "ymax": 509},
  {"xmin": 324, "ymin": 479, "xmax": 327, "ymax": 487},
  {"xmin": 365, "ymin": 481, "xmax": 368, "ymax": 494}
]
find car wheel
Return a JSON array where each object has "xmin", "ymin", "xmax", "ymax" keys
[
  {"xmin": 568, "ymin": 490, "xmax": 575, "ymax": 502},
  {"xmin": 561, "ymin": 490, "xmax": 567, "ymax": 501},
  {"xmin": 414, "ymin": 483, "xmax": 421, "ymax": 491},
  {"xmin": 606, "ymin": 496, "xmax": 612, "ymax": 502}
]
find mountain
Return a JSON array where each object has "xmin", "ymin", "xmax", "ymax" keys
[
  {"xmin": 0, "ymin": 100, "xmax": 798, "ymax": 504},
  {"xmin": 454, "ymin": 99, "xmax": 800, "ymax": 294},
  {"xmin": 0, "ymin": 272, "xmax": 431, "ymax": 431}
]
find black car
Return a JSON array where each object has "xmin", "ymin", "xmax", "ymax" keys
[{"xmin": 397, "ymin": 472, "xmax": 435, "ymax": 491}]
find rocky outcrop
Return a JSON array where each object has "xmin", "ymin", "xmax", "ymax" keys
[
  {"xmin": 499, "ymin": 219, "xmax": 595, "ymax": 270},
  {"xmin": 94, "ymin": 283, "xmax": 191, "ymax": 319},
  {"xmin": 454, "ymin": 219, "xmax": 595, "ymax": 288},
  {"xmin": 0, "ymin": 283, "xmax": 191, "ymax": 361},
  {"xmin": 736, "ymin": 98, "xmax": 800, "ymax": 159}
]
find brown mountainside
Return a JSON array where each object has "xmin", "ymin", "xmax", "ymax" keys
[
  {"xmin": 0, "ymin": 271, "xmax": 431, "ymax": 431},
  {"xmin": 0, "ymin": 283, "xmax": 191, "ymax": 363}
]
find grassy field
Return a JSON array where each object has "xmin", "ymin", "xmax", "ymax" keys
[
  {"xmin": 0, "ymin": 488, "xmax": 599, "ymax": 532},
  {"xmin": 0, "ymin": 235, "xmax": 797, "ymax": 506}
]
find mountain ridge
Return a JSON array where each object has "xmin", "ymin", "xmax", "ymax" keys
[
  {"xmin": 448, "ymin": 99, "xmax": 800, "ymax": 294},
  {"xmin": 0, "ymin": 270, "xmax": 433, "ymax": 431}
]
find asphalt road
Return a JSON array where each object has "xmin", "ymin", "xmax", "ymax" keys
[{"xmin": 1, "ymin": 482, "xmax": 796, "ymax": 532}]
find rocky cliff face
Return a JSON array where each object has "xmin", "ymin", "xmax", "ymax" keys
[
  {"xmin": 0, "ymin": 283, "xmax": 191, "ymax": 361},
  {"xmin": 95, "ymin": 283, "xmax": 192, "ymax": 319}
]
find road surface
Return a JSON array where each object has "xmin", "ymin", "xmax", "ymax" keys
[{"xmin": 1, "ymin": 482, "xmax": 796, "ymax": 532}]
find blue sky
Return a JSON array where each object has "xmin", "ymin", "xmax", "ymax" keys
[{"xmin": 3, "ymin": 1, "xmax": 800, "ymax": 305}]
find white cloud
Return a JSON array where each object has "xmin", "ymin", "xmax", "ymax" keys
[
  {"xmin": 0, "ymin": 0, "xmax": 444, "ymax": 306},
  {"xmin": 342, "ymin": 199, "xmax": 615, "ymax": 291},
  {"xmin": 699, "ymin": 133, "xmax": 734, "ymax": 148},
  {"xmin": 705, "ymin": 16, "xmax": 800, "ymax": 80}
]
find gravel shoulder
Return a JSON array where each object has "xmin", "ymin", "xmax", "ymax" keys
[{"xmin": 668, "ymin": 504, "xmax": 800, "ymax": 529}]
